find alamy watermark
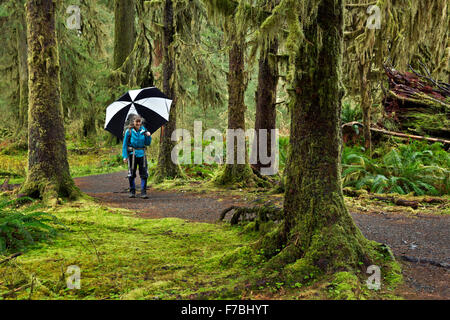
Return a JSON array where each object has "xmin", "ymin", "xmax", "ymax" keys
[
  {"xmin": 366, "ymin": 265, "xmax": 381, "ymax": 290},
  {"xmin": 66, "ymin": 265, "xmax": 81, "ymax": 289},
  {"xmin": 66, "ymin": 5, "xmax": 81, "ymax": 31},
  {"xmin": 366, "ymin": 5, "xmax": 381, "ymax": 30},
  {"xmin": 171, "ymin": 121, "xmax": 279, "ymax": 175}
]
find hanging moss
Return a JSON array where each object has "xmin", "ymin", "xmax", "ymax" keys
[{"xmin": 343, "ymin": 0, "xmax": 449, "ymax": 148}]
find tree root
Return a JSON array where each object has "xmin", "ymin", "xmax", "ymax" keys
[
  {"xmin": 218, "ymin": 204, "xmax": 283, "ymax": 225},
  {"xmin": 400, "ymin": 255, "xmax": 450, "ymax": 269}
]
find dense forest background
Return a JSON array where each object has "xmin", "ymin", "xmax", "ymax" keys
[
  {"xmin": 0, "ymin": 1, "xmax": 445, "ymax": 136},
  {"xmin": 0, "ymin": 0, "xmax": 449, "ymax": 301},
  {"xmin": 1, "ymin": 0, "xmax": 448, "ymax": 196}
]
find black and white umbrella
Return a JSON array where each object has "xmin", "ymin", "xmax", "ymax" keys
[{"xmin": 104, "ymin": 87, "xmax": 172, "ymax": 139}]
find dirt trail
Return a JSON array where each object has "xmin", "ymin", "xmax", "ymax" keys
[{"xmin": 74, "ymin": 171, "xmax": 449, "ymax": 299}]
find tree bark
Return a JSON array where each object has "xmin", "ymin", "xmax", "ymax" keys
[
  {"xmin": 268, "ymin": 0, "xmax": 377, "ymax": 276},
  {"xmin": 359, "ymin": 62, "xmax": 372, "ymax": 153},
  {"xmin": 214, "ymin": 24, "xmax": 258, "ymax": 185},
  {"xmin": 252, "ymin": 40, "xmax": 278, "ymax": 172},
  {"xmin": 16, "ymin": 9, "xmax": 28, "ymax": 130},
  {"xmin": 113, "ymin": 0, "xmax": 136, "ymax": 82},
  {"xmin": 155, "ymin": 0, "xmax": 182, "ymax": 181},
  {"xmin": 21, "ymin": 0, "xmax": 79, "ymax": 202}
]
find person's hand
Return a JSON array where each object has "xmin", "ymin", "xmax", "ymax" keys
[
  {"xmin": 123, "ymin": 158, "xmax": 128, "ymax": 163},
  {"xmin": 145, "ymin": 131, "xmax": 151, "ymax": 137}
]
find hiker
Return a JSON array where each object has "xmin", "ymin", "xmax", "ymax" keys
[{"xmin": 122, "ymin": 114, "xmax": 152, "ymax": 199}]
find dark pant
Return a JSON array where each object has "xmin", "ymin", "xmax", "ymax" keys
[{"xmin": 127, "ymin": 155, "xmax": 148, "ymax": 193}]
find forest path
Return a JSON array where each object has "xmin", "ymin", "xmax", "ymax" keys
[{"xmin": 74, "ymin": 171, "xmax": 449, "ymax": 300}]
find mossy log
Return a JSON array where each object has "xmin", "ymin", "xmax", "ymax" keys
[
  {"xmin": 343, "ymin": 187, "xmax": 447, "ymax": 208},
  {"xmin": 342, "ymin": 121, "xmax": 450, "ymax": 146},
  {"xmin": 382, "ymin": 64, "xmax": 450, "ymax": 139}
]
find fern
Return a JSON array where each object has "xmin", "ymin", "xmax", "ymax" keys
[
  {"xmin": 0, "ymin": 197, "xmax": 59, "ymax": 254},
  {"xmin": 342, "ymin": 143, "xmax": 449, "ymax": 196}
]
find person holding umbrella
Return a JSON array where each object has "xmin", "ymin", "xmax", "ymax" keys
[
  {"xmin": 123, "ymin": 114, "xmax": 152, "ymax": 199},
  {"xmin": 104, "ymin": 87, "xmax": 172, "ymax": 198}
]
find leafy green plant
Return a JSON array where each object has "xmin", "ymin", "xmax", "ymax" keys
[
  {"xmin": 0, "ymin": 197, "xmax": 59, "ymax": 253},
  {"xmin": 278, "ymin": 136, "xmax": 290, "ymax": 169},
  {"xmin": 341, "ymin": 100, "xmax": 362, "ymax": 124},
  {"xmin": 342, "ymin": 142, "xmax": 450, "ymax": 195}
]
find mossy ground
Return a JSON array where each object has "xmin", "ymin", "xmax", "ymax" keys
[
  {"xmin": 0, "ymin": 145, "xmax": 126, "ymax": 185},
  {"xmin": 0, "ymin": 196, "xmax": 261, "ymax": 300},
  {"xmin": 0, "ymin": 142, "xmax": 446, "ymax": 300},
  {"xmin": 0, "ymin": 193, "xmax": 404, "ymax": 300}
]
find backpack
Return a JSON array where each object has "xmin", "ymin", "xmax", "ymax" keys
[{"xmin": 126, "ymin": 128, "xmax": 132, "ymax": 148}]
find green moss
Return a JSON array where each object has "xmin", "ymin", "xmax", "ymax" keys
[
  {"xmin": 327, "ymin": 272, "xmax": 360, "ymax": 300},
  {"xmin": 0, "ymin": 198, "xmax": 262, "ymax": 300},
  {"xmin": 219, "ymin": 245, "xmax": 265, "ymax": 269},
  {"xmin": 283, "ymin": 259, "xmax": 321, "ymax": 285}
]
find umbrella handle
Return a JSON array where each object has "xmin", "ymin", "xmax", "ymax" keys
[{"xmin": 160, "ymin": 125, "xmax": 165, "ymax": 140}]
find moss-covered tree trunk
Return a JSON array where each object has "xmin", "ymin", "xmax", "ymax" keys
[
  {"xmin": 113, "ymin": 0, "xmax": 136, "ymax": 82},
  {"xmin": 359, "ymin": 62, "xmax": 372, "ymax": 153},
  {"xmin": 253, "ymin": 40, "xmax": 278, "ymax": 173},
  {"xmin": 214, "ymin": 24, "xmax": 259, "ymax": 186},
  {"xmin": 16, "ymin": 9, "xmax": 28, "ymax": 131},
  {"xmin": 267, "ymin": 0, "xmax": 377, "ymax": 277},
  {"xmin": 154, "ymin": 0, "xmax": 182, "ymax": 182},
  {"xmin": 21, "ymin": 0, "xmax": 79, "ymax": 202}
]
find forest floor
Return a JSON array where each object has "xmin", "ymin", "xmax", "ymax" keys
[{"xmin": 74, "ymin": 171, "xmax": 449, "ymax": 300}]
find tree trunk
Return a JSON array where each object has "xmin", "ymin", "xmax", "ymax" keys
[
  {"xmin": 268, "ymin": 0, "xmax": 377, "ymax": 276},
  {"xmin": 359, "ymin": 62, "xmax": 372, "ymax": 153},
  {"xmin": 214, "ymin": 24, "xmax": 258, "ymax": 186},
  {"xmin": 154, "ymin": 0, "xmax": 182, "ymax": 181},
  {"xmin": 252, "ymin": 39, "xmax": 278, "ymax": 173},
  {"xmin": 113, "ymin": 0, "xmax": 136, "ymax": 82},
  {"xmin": 16, "ymin": 9, "xmax": 28, "ymax": 131},
  {"xmin": 21, "ymin": 0, "xmax": 79, "ymax": 202}
]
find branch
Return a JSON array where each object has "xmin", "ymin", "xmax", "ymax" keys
[
  {"xmin": 342, "ymin": 122, "xmax": 450, "ymax": 145},
  {"xmin": 0, "ymin": 252, "xmax": 23, "ymax": 265},
  {"xmin": 345, "ymin": 2, "xmax": 377, "ymax": 8}
]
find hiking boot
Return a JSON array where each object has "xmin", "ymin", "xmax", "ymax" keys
[
  {"xmin": 140, "ymin": 191, "xmax": 148, "ymax": 199},
  {"xmin": 129, "ymin": 191, "xmax": 136, "ymax": 198}
]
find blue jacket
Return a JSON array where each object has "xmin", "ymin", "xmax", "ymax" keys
[{"xmin": 122, "ymin": 126, "xmax": 152, "ymax": 159}]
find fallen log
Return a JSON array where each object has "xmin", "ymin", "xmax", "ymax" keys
[
  {"xmin": 342, "ymin": 121, "xmax": 450, "ymax": 146},
  {"xmin": 382, "ymin": 64, "xmax": 450, "ymax": 139},
  {"xmin": 343, "ymin": 188, "xmax": 447, "ymax": 208},
  {"xmin": 370, "ymin": 195, "xmax": 419, "ymax": 209}
]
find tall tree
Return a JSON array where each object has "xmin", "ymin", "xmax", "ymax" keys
[
  {"xmin": 113, "ymin": 0, "xmax": 136, "ymax": 83},
  {"xmin": 258, "ymin": 0, "xmax": 381, "ymax": 278},
  {"xmin": 205, "ymin": 0, "xmax": 264, "ymax": 186},
  {"xmin": 214, "ymin": 20, "xmax": 256, "ymax": 184},
  {"xmin": 16, "ymin": 2, "xmax": 28, "ymax": 130},
  {"xmin": 249, "ymin": 0, "xmax": 280, "ymax": 174},
  {"xmin": 253, "ymin": 38, "xmax": 278, "ymax": 173},
  {"xmin": 21, "ymin": 0, "xmax": 79, "ymax": 202},
  {"xmin": 154, "ymin": 0, "xmax": 183, "ymax": 181}
]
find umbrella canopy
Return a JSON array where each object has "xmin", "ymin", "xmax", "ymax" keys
[{"xmin": 104, "ymin": 87, "xmax": 172, "ymax": 139}]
